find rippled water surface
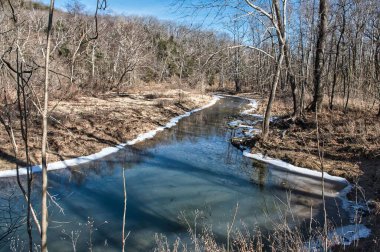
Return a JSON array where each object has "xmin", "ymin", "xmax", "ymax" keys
[{"xmin": 0, "ymin": 97, "xmax": 349, "ymax": 251}]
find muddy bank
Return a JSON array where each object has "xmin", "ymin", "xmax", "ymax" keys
[{"xmin": 0, "ymin": 89, "xmax": 212, "ymax": 171}]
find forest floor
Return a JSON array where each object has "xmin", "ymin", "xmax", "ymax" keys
[
  {"xmin": 0, "ymin": 88, "xmax": 211, "ymax": 171},
  {"xmin": 235, "ymin": 92, "xmax": 380, "ymax": 249}
]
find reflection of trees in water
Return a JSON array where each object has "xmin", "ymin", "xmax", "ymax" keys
[
  {"xmin": 55, "ymin": 146, "xmax": 148, "ymax": 186},
  {"xmin": 224, "ymin": 129, "xmax": 235, "ymax": 164},
  {"xmin": 132, "ymin": 99, "xmax": 241, "ymax": 149},
  {"xmin": 0, "ymin": 98, "xmax": 250, "ymax": 216},
  {"xmin": 254, "ymin": 162, "xmax": 268, "ymax": 192},
  {"xmin": 0, "ymin": 188, "xmax": 25, "ymax": 245},
  {"xmin": 0, "ymin": 97, "xmax": 244, "ymax": 181},
  {"xmin": 58, "ymin": 98, "xmax": 244, "ymax": 182},
  {"xmin": 238, "ymin": 159, "xmax": 269, "ymax": 192},
  {"xmin": 223, "ymin": 128, "xmax": 249, "ymax": 166},
  {"xmin": 2, "ymin": 100, "xmax": 242, "ymax": 191},
  {"xmin": 240, "ymin": 158, "xmax": 349, "ymax": 228},
  {"xmin": 0, "ymin": 97, "xmax": 351, "ymax": 250}
]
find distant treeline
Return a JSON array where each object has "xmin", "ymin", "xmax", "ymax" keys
[{"xmin": 0, "ymin": 0, "xmax": 379, "ymax": 111}]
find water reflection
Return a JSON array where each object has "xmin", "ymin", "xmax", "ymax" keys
[
  {"xmin": 251, "ymin": 162, "xmax": 268, "ymax": 192},
  {"xmin": 0, "ymin": 97, "xmax": 350, "ymax": 252}
]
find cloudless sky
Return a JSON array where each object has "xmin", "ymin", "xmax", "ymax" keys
[{"xmin": 40, "ymin": 0, "xmax": 220, "ymax": 27}]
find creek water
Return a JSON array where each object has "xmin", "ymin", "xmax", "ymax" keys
[{"xmin": 0, "ymin": 97, "xmax": 350, "ymax": 251}]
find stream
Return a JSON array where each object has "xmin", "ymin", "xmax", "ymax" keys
[{"xmin": 0, "ymin": 96, "xmax": 352, "ymax": 251}]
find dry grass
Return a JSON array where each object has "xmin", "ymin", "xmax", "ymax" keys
[
  {"xmin": 237, "ymin": 93, "xmax": 380, "ymax": 182},
  {"xmin": 0, "ymin": 88, "xmax": 212, "ymax": 170},
  {"xmin": 233, "ymin": 93, "xmax": 380, "ymax": 251},
  {"xmin": 153, "ymin": 207, "xmax": 349, "ymax": 252}
]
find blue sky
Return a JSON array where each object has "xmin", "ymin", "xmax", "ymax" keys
[
  {"xmin": 39, "ymin": 0, "xmax": 243, "ymax": 33},
  {"xmin": 41, "ymin": 0, "xmax": 213, "ymax": 25}
]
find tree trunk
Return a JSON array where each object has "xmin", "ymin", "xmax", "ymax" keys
[
  {"xmin": 41, "ymin": 1, "xmax": 55, "ymax": 251},
  {"xmin": 310, "ymin": 0, "xmax": 328, "ymax": 112},
  {"xmin": 375, "ymin": 44, "xmax": 380, "ymax": 116},
  {"xmin": 235, "ymin": 78, "xmax": 241, "ymax": 93},
  {"xmin": 91, "ymin": 43, "xmax": 96, "ymax": 79},
  {"xmin": 289, "ymin": 73, "xmax": 299, "ymax": 117},
  {"xmin": 234, "ymin": 44, "xmax": 241, "ymax": 92},
  {"xmin": 219, "ymin": 61, "xmax": 225, "ymax": 89},
  {"xmin": 282, "ymin": 42, "xmax": 299, "ymax": 118},
  {"xmin": 329, "ymin": 3, "xmax": 346, "ymax": 110},
  {"xmin": 345, "ymin": 73, "xmax": 350, "ymax": 112},
  {"xmin": 262, "ymin": 45, "xmax": 285, "ymax": 140}
]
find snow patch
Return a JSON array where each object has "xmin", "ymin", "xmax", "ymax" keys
[
  {"xmin": 0, "ymin": 96, "xmax": 221, "ymax": 178},
  {"xmin": 228, "ymin": 120, "xmax": 244, "ymax": 127},
  {"xmin": 239, "ymin": 98, "xmax": 277, "ymax": 121},
  {"xmin": 245, "ymin": 113, "xmax": 278, "ymax": 122},
  {"xmin": 243, "ymin": 151, "xmax": 349, "ymax": 184},
  {"xmin": 221, "ymin": 95, "xmax": 371, "ymax": 246},
  {"xmin": 243, "ymin": 151, "xmax": 371, "ymax": 246},
  {"xmin": 244, "ymin": 128, "xmax": 262, "ymax": 137},
  {"xmin": 241, "ymin": 99, "xmax": 258, "ymax": 115},
  {"xmin": 309, "ymin": 224, "xmax": 371, "ymax": 249},
  {"xmin": 332, "ymin": 224, "xmax": 371, "ymax": 246}
]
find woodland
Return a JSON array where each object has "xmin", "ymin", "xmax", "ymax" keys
[{"xmin": 0, "ymin": 0, "xmax": 379, "ymax": 251}]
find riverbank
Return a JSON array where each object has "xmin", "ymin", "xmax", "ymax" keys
[
  {"xmin": 0, "ymin": 88, "xmax": 212, "ymax": 172},
  {"xmin": 234, "ymin": 92, "xmax": 380, "ymax": 250}
]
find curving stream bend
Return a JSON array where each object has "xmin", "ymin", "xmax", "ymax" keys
[{"xmin": 0, "ymin": 96, "xmax": 356, "ymax": 251}]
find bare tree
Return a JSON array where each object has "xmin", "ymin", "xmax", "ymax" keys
[
  {"xmin": 0, "ymin": 2, "xmax": 43, "ymax": 251},
  {"xmin": 310, "ymin": 0, "xmax": 328, "ymax": 112},
  {"xmin": 329, "ymin": 0, "xmax": 347, "ymax": 110},
  {"xmin": 243, "ymin": 0, "xmax": 288, "ymax": 139},
  {"xmin": 41, "ymin": 1, "xmax": 55, "ymax": 251}
]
